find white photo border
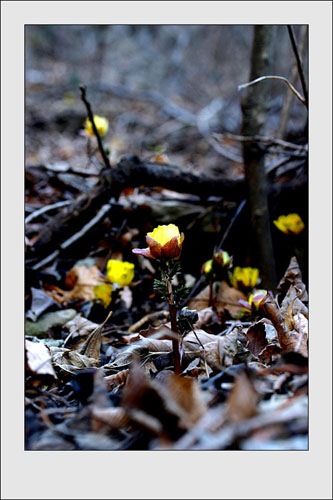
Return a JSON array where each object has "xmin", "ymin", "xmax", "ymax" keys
[{"xmin": 1, "ymin": 2, "xmax": 332, "ymax": 499}]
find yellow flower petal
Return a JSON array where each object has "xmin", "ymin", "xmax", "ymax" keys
[
  {"xmin": 106, "ymin": 260, "xmax": 135, "ymax": 287},
  {"xmin": 147, "ymin": 224, "xmax": 181, "ymax": 246},
  {"xmin": 93, "ymin": 284, "xmax": 113, "ymax": 307},
  {"xmin": 84, "ymin": 115, "xmax": 109, "ymax": 137},
  {"xmin": 231, "ymin": 266, "xmax": 260, "ymax": 289},
  {"xmin": 273, "ymin": 214, "xmax": 304, "ymax": 235},
  {"xmin": 203, "ymin": 259, "xmax": 213, "ymax": 274}
]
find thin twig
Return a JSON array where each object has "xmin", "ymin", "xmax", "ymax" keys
[
  {"xmin": 287, "ymin": 25, "xmax": 308, "ymax": 107},
  {"xmin": 238, "ymin": 75, "xmax": 306, "ymax": 105},
  {"xmin": 215, "ymin": 199, "xmax": 247, "ymax": 252},
  {"xmin": 32, "ymin": 203, "xmax": 112, "ymax": 270},
  {"xmin": 188, "ymin": 325, "xmax": 210, "ymax": 378},
  {"xmin": 79, "ymin": 85, "xmax": 111, "ymax": 169},
  {"xmin": 25, "ymin": 201, "xmax": 71, "ymax": 224},
  {"xmin": 128, "ymin": 310, "xmax": 169, "ymax": 333},
  {"xmin": 214, "ymin": 133, "xmax": 308, "ymax": 152}
]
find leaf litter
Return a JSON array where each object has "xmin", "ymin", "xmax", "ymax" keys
[{"xmin": 25, "ymin": 256, "xmax": 308, "ymax": 450}]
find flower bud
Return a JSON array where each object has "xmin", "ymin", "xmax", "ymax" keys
[{"xmin": 133, "ymin": 224, "xmax": 184, "ymax": 260}]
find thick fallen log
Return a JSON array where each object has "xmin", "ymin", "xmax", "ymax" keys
[{"xmin": 26, "ymin": 155, "xmax": 306, "ymax": 262}]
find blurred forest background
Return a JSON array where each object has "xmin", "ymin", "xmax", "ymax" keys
[{"xmin": 25, "ymin": 25, "xmax": 308, "ymax": 282}]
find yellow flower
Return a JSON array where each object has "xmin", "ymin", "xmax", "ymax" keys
[
  {"xmin": 84, "ymin": 115, "xmax": 109, "ymax": 137},
  {"xmin": 249, "ymin": 289, "xmax": 267, "ymax": 310},
  {"xmin": 213, "ymin": 250, "xmax": 233, "ymax": 269},
  {"xmin": 273, "ymin": 214, "xmax": 304, "ymax": 235},
  {"xmin": 201, "ymin": 259, "xmax": 213, "ymax": 275},
  {"xmin": 238, "ymin": 289, "xmax": 267, "ymax": 314},
  {"xmin": 231, "ymin": 266, "xmax": 260, "ymax": 289},
  {"xmin": 106, "ymin": 260, "xmax": 135, "ymax": 287},
  {"xmin": 93, "ymin": 283, "xmax": 113, "ymax": 307},
  {"xmin": 133, "ymin": 224, "xmax": 184, "ymax": 260}
]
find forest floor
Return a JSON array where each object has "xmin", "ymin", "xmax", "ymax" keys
[{"xmin": 25, "ymin": 26, "xmax": 308, "ymax": 451}]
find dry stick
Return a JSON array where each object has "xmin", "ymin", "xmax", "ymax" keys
[
  {"xmin": 188, "ymin": 324, "xmax": 209, "ymax": 378},
  {"xmin": 32, "ymin": 203, "xmax": 112, "ymax": 270},
  {"xmin": 79, "ymin": 85, "xmax": 111, "ymax": 169},
  {"xmin": 25, "ymin": 201, "xmax": 71, "ymax": 224},
  {"xmin": 279, "ymin": 25, "xmax": 308, "ymax": 138},
  {"xmin": 287, "ymin": 25, "xmax": 308, "ymax": 107},
  {"xmin": 214, "ymin": 133, "xmax": 308, "ymax": 152},
  {"xmin": 128, "ymin": 310, "xmax": 169, "ymax": 333},
  {"xmin": 238, "ymin": 75, "xmax": 306, "ymax": 105},
  {"xmin": 215, "ymin": 199, "xmax": 247, "ymax": 252}
]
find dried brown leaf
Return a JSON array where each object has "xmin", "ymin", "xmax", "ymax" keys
[
  {"xmin": 167, "ymin": 374, "xmax": 207, "ymax": 427},
  {"xmin": 263, "ymin": 295, "xmax": 308, "ymax": 357},
  {"xmin": 104, "ymin": 369, "xmax": 130, "ymax": 390},
  {"xmin": 277, "ymin": 256, "xmax": 308, "ymax": 304},
  {"xmin": 226, "ymin": 370, "xmax": 260, "ymax": 422},
  {"xmin": 91, "ymin": 407, "xmax": 129, "ymax": 433},
  {"xmin": 188, "ymin": 280, "xmax": 247, "ymax": 317},
  {"xmin": 46, "ymin": 265, "xmax": 106, "ymax": 304}
]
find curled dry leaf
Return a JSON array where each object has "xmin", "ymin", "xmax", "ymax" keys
[
  {"xmin": 121, "ymin": 364, "xmax": 182, "ymax": 439},
  {"xmin": 246, "ymin": 320, "xmax": 281, "ymax": 363},
  {"xmin": 264, "ymin": 294, "xmax": 308, "ymax": 357},
  {"xmin": 104, "ymin": 369, "xmax": 130, "ymax": 390},
  {"xmin": 45, "ymin": 265, "xmax": 106, "ymax": 304},
  {"xmin": 25, "ymin": 339, "xmax": 57, "ymax": 378},
  {"xmin": 183, "ymin": 328, "xmax": 248, "ymax": 369},
  {"xmin": 51, "ymin": 349, "xmax": 100, "ymax": 376},
  {"xmin": 63, "ymin": 314, "xmax": 99, "ymax": 339},
  {"xmin": 194, "ymin": 306, "xmax": 215, "ymax": 329},
  {"xmin": 276, "ymin": 256, "xmax": 308, "ymax": 304},
  {"xmin": 102, "ymin": 336, "xmax": 173, "ymax": 374}
]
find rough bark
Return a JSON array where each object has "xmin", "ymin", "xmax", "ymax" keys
[{"xmin": 241, "ymin": 26, "xmax": 277, "ymax": 291}]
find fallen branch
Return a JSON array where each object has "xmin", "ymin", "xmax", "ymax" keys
[
  {"xmin": 27, "ymin": 155, "xmax": 306, "ymax": 262},
  {"xmin": 32, "ymin": 203, "xmax": 112, "ymax": 270},
  {"xmin": 25, "ymin": 201, "xmax": 71, "ymax": 224}
]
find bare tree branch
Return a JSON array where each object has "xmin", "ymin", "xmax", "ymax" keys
[
  {"xmin": 238, "ymin": 75, "xmax": 306, "ymax": 105},
  {"xmin": 287, "ymin": 25, "xmax": 308, "ymax": 107}
]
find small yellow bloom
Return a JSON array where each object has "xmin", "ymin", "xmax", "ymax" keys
[
  {"xmin": 202, "ymin": 259, "xmax": 213, "ymax": 275},
  {"xmin": 213, "ymin": 250, "xmax": 233, "ymax": 269},
  {"xmin": 106, "ymin": 260, "xmax": 135, "ymax": 287},
  {"xmin": 231, "ymin": 266, "xmax": 260, "ymax": 289},
  {"xmin": 273, "ymin": 213, "xmax": 304, "ymax": 235},
  {"xmin": 84, "ymin": 115, "xmax": 109, "ymax": 137},
  {"xmin": 133, "ymin": 224, "xmax": 184, "ymax": 260},
  {"xmin": 248, "ymin": 289, "xmax": 267, "ymax": 310},
  {"xmin": 93, "ymin": 283, "xmax": 113, "ymax": 307}
]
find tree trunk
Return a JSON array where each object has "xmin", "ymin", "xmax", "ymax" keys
[{"xmin": 241, "ymin": 25, "xmax": 277, "ymax": 291}]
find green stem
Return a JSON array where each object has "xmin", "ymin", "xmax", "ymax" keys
[{"xmin": 165, "ymin": 271, "xmax": 181, "ymax": 375}]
